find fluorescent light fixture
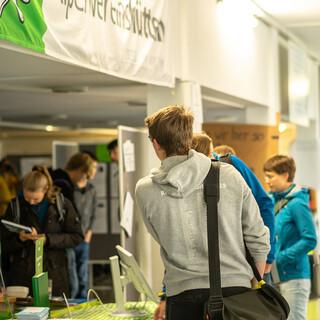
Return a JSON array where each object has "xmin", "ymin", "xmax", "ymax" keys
[
  {"xmin": 217, "ymin": 0, "xmax": 259, "ymax": 30},
  {"xmin": 0, "ymin": 121, "xmax": 66, "ymax": 131}
]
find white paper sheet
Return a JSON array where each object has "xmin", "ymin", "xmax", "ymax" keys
[
  {"xmin": 120, "ymin": 192, "xmax": 134, "ymax": 237},
  {"xmin": 123, "ymin": 140, "xmax": 135, "ymax": 173}
]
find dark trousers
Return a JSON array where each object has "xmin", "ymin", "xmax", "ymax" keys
[{"xmin": 166, "ymin": 287, "xmax": 250, "ymax": 320}]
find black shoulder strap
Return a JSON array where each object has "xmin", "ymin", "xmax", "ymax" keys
[
  {"xmin": 204, "ymin": 162, "xmax": 264, "ymax": 319},
  {"xmin": 55, "ymin": 192, "xmax": 66, "ymax": 222},
  {"xmin": 204, "ymin": 161, "xmax": 224, "ymax": 319}
]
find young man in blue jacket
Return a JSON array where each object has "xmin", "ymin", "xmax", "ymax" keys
[
  {"xmin": 213, "ymin": 145, "xmax": 275, "ymax": 281},
  {"xmin": 264, "ymin": 155, "xmax": 317, "ymax": 320}
]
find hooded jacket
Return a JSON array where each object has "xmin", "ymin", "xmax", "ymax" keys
[
  {"xmin": 74, "ymin": 183, "xmax": 97, "ymax": 233},
  {"xmin": 271, "ymin": 185, "xmax": 317, "ymax": 282},
  {"xmin": 136, "ymin": 150, "xmax": 270, "ymax": 296}
]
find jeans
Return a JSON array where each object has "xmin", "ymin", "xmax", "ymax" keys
[
  {"xmin": 263, "ymin": 272, "xmax": 272, "ymax": 285},
  {"xmin": 280, "ymin": 279, "xmax": 311, "ymax": 320},
  {"xmin": 66, "ymin": 248, "xmax": 78, "ymax": 299},
  {"xmin": 74, "ymin": 242, "xmax": 90, "ymax": 299},
  {"xmin": 166, "ymin": 287, "xmax": 250, "ymax": 320}
]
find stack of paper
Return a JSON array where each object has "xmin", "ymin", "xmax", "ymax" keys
[{"xmin": 15, "ymin": 307, "xmax": 49, "ymax": 320}]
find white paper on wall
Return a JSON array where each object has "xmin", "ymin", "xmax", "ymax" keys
[
  {"xmin": 123, "ymin": 140, "xmax": 136, "ymax": 173},
  {"xmin": 120, "ymin": 192, "xmax": 134, "ymax": 237}
]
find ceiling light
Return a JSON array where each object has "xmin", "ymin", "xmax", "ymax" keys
[
  {"xmin": 279, "ymin": 123, "xmax": 287, "ymax": 133},
  {"xmin": 0, "ymin": 121, "xmax": 67, "ymax": 131},
  {"xmin": 46, "ymin": 125, "xmax": 55, "ymax": 132}
]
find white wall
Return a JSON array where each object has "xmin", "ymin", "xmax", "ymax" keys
[{"xmin": 176, "ymin": 0, "xmax": 280, "ymax": 113}]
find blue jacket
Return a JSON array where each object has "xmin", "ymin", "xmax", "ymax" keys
[
  {"xmin": 226, "ymin": 155, "xmax": 276, "ymax": 264},
  {"xmin": 271, "ymin": 185, "xmax": 317, "ymax": 281}
]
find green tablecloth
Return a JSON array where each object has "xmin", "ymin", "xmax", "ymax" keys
[{"xmin": 50, "ymin": 301, "xmax": 157, "ymax": 319}]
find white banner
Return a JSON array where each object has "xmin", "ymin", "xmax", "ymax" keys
[
  {"xmin": 0, "ymin": 0, "xmax": 173, "ymax": 86},
  {"xmin": 42, "ymin": 0, "xmax": 173, "ymax": 86},
  {"xmin": 288, "ymin": 42, "xmax": 311, "ymax": 127}
]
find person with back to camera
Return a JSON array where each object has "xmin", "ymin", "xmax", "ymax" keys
[
  {"xmin": 135, "ymin": 105, "xmax": 270, "ymax": 320},
  {"xmin": 264, "ymin": 155, "xmax": 317, "ymax": 320},
  {"xmin": 153, "ymin": 132, "xmax": 276, "ymax": 320},
  {"xmin": 0, "ymin": 166, "xmax": 83, "ymax": 297}
]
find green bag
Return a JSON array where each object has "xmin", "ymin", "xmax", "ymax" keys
[{"xmin": 204, "ymin": 162, "xmax": 290, "ymax": 320}]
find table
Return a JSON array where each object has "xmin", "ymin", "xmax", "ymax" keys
[{"xmin": 50, "ymin": 301, "xmax": 157, "ymax": 319}]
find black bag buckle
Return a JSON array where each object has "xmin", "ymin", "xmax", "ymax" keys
[{"xmin": 206, "ymin": 295, "xmax": 224, "ymax": 318}]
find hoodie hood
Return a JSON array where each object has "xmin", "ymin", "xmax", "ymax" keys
[
  {"xmin": 273, "ymin": 184, "xmax": 309, "ymax": 203},
  {"xmin": 150, "ymin": 149, "xmax": 211, "ymax": 198}
]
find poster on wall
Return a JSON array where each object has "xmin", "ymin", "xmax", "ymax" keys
[
  {"xmin": 288, "ymin": 42, "xmax": 311, "ymax": 127},
  {"xmin": 0, "ymin": 0, "xmax": 173, "ymax": 86}
]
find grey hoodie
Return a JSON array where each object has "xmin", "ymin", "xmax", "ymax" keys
[{"xmin": 135, "ymin": 150, "xmax": 270, "ymax": 296}]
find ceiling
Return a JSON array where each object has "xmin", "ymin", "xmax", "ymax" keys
[
  {"xmin": 0, "ymin": 44, "xmax": 149, "ymax": 129},
  {"xmin": 1, "ymin": 1, "xmax": 320, "ymax": 131},
  {"xmin": 255, "ymin": 0, "xmax": 320, "ymax": 57}
]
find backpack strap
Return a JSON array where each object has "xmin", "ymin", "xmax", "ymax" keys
[
  {"xmin": 55, "ymin": 192, "xmax": 66, "ymax": 223},
  {"xmin": 219, "ymin": 154, "xmax": 233, "ymax": 165},
  {"xmin": 274, "ymin": 198, "xmax": 290, "ymax": 215},
  {"xmin": 11, "ymin": 197, "xmax": 20, "ymax": 224}
]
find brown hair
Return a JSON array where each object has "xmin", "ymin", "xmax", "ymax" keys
[
  {"xmin": 23, "ymin": 166, "xmax": 56, "ymax": 203},
  {"xmin": 213, "ymin": 145, "xmax": 236, "ymax": 156},
  {"xmin": 65, "ymin": 153, "xmax": 96, "ymax": 178},
  {"xmin": 263, "ymin": 155, "xmax": 296, "ymax": 182},
  {"xmin": 192, "ymin": 133, "xmax": 213, "ymax": 156},
  {"xmin": 145, "ymin": 105, "xmax": 193, "ymax": 156}
]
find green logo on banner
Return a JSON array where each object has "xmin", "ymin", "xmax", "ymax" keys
[{"xmin": 0, "ymin": 0, "xmax": 46, "ymax": 52}]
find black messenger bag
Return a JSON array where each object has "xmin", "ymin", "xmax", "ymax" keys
[{"xmin": 204, "ymin": 161, "xmax": 290, "ymax": 320}]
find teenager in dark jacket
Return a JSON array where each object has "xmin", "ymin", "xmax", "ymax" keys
[
  {"xmin": 51, "ymin": 152, "xmax": 96, "ymax": 298},
  {"xmin": 0, "ymin": 166, "xmax": 83, "ymax": 297}
]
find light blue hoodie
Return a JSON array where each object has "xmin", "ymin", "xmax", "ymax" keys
[{"xmin": 136, "ymin": 150, "xmax": 270, "ymax": 296}]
